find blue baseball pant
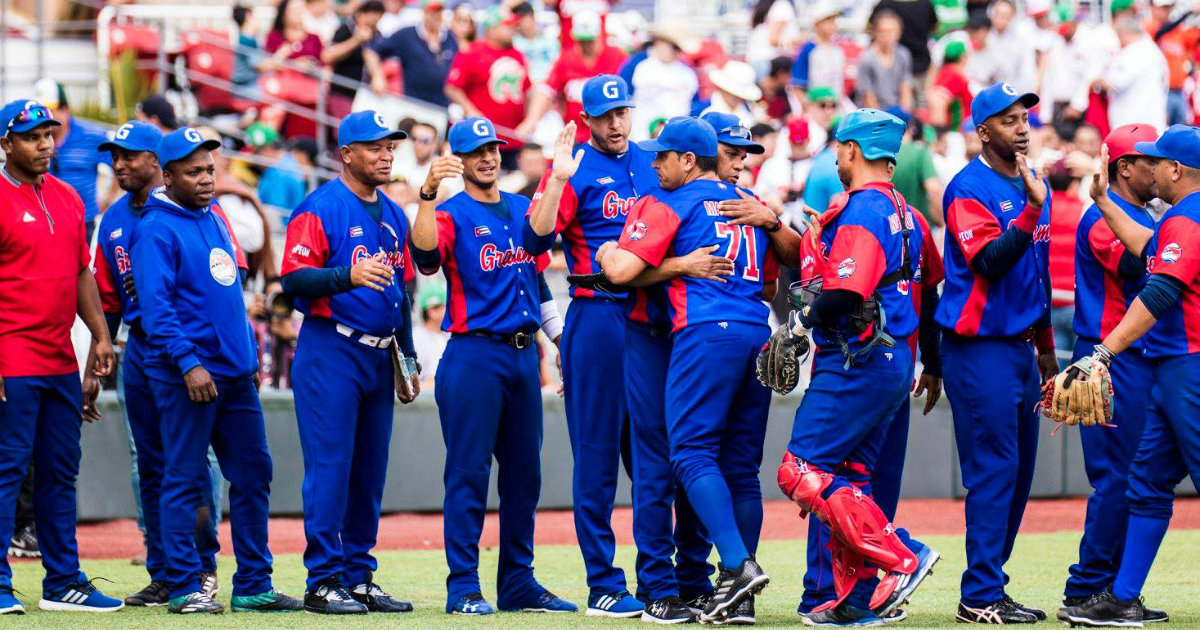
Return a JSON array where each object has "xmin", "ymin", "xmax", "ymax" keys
[
  {"xmin": 152, "ymin": 374, "xmax": 274, "ymax": 599},
  {"xmin": 122, "ymin": 335, "xmax": 221, "ymax": 583},
  {"xmin": 0, "ymin": 373, "xmax": 86, "ymax": 593},
  {"xmin": 943, "ymin": 334, "xmax": 1040, "ymax": 607},
  {"xmin": 625, "ymin": 322, "xmax": 713, "ymax": 602},
  {"xmin": 435, "ymin": 335, "xmax": 544, "ymax": 609},
  {"xmin": 666, "ymin": 322, "xmax": 771, "ymax": 570},
  {"xmin": 562, "ymin": 298, "xmax": 633, "ymax": 597},
  {"xmin": 1064, "ymin": 339, "xmax": 1152, "ymax": 598},
  {"xmin": 292, "ymin": 318, "xmax": 395, "ymax": 590},
  {"xmin": 1111, "ymin": 356, "xmax": 1200, "ymax": 600}
]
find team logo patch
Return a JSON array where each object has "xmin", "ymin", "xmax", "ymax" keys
[
  {"xmin": 999, "ymin": 200, "xmax": 1014, "ymax": 212},
  {"xmin": 209, "ymin": 248, "xmax": 237, "ymax": 286},
  {"xmin": 1163, "ymin": 242, "xmax": 1182, "ymax": 264},
  {"xmin": 596, "ymin": 176, "xmax": 614, "ymax": 185},
  {"xmin": 628, "ymin": 221, "xmax": 647, "ymax": 241},
  {"xmin": 350, "ymin": 226, "xmax": 363, "ymax": 237},
  {"xmin": 109, "ymin": 227, "xmax": 122, "ymax": 240},
  {"xmin": 475, "ymin": 226, "xmax": 492, "ymax": 237},
  {"xmin": 837, "ymin": 257, "xmax": 857, "ymax": 279}
]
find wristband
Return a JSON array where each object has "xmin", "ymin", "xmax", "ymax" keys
[
  {"xmin": 1012, "ymin": 202, "xmax": 1042, "ymax": 233},
  {"xmin": 419, "ymin": 187, "xmax": 437, "ymax": 201},
  {"xmin": 766, "ymin": 217, "xmax": 782, "ymax": 233}
]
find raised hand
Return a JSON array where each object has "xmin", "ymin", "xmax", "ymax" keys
[
  {"xmin": 551, "ymin": 121, "xmax": 585, "ymax": 182},
  {"xmin": 1091, "ymin": 144, "xmax": 1110, "ymax": 202},
  {"xmin": 1016, "ymin": 154, "xmax": 1047, "ymax": 208},
  {"xmin": 422, "ymin": 145, "xmax": 464, "ymax": 197}
]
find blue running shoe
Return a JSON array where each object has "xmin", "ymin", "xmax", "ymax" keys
[
  {"xmin": 448, "ymin": 592, "xmax": 496, "ymax": 615},
  {"xmin": 0, "ymin": 585, "xmax": 24, "ymax": 615},
  {"xmin": 39, "ymin": 578, "xmax": 124, "ymax": 612},
  {"xmin": 504, "ymin": 590, "xmax": 578, "ymax": 613},
  {"xmin": 801, "ymin": 603, "xmax": 886, "ymax": 627},
  {"xmin": 875, "ymin": 544, "xmax": 940, "ymax": 618},
  {"xmin": 586, "ymin": 591, "xmax": 644, "ymax": 618}
]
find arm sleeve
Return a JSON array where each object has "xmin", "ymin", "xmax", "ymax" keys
[
  {"xmin": 538, "ymin": 271, "xmax": 554, "ymax": 302},
  {"xmin": 1140, "ymin": 273, "xmax": 1186, "ymax": 319},
  {"xmin": 413, "ymin": 211, "xmax": 456, "ymax": 275},
  {"xmin": 918, "ymin": 286, "xmax": 942, "ymax": 377},
  {"xmin": 280, "ymin": 266, "xmax": 354, "ymax": 297},
  {"xmin": 1118, "ymin": 250, "xmax": 1147, "ymax": 280},
  {"xmin": 397, "ymin": 290, "xmax": 416, "ymax": 358},
  {"xmin": 972, "ymin": 227, "xmax": 1034, "ymax": 280},
  {"xmin": 617, "ymin": 197, "xmax": 680, "ymax": 267},
  {"xmin": 799, "ymin": 288, "xmax": 865, "ymax": 329},
  {"xmin": 132, "ymin": 226, "xmax": 202, "ymax": 375}
]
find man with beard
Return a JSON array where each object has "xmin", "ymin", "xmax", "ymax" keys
[
  {"xmin": 281, "ymin": 111, "xmax": 419, "ymax": 615},
  {"xmin": 132, "ymin": 127, "xmax": 301, "ymax": 614},
  {"xmin": 409, "ymin": 117, "xmax": 575, "ymax": 616}
]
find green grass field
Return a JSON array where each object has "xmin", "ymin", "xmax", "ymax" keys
[{"xmin": 4, "ymin": 531, "xmax": 1200, "ymax": 629}]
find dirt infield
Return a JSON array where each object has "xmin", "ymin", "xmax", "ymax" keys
[{"xmin": 52, "ymin": 497, "xmax": 1200, "ymax": 561}]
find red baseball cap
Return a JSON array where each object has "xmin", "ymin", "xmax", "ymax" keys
[
  {"xmin": 1104, "ymin": 123, "xmax": 1159, "ymax": 164},
  {"xmin": 786, "ymin": 116, "xmax": 810, "ymax": 144}
]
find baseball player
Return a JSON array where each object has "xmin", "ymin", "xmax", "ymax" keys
[
  {"xmin": 598, "ymin": 116, "xmax": 779, "ymax": 624},
  {"xmin": 281, "ymin": 111, "xmax": 419, "ymax": 615},
  {"xmin": 1059, "ymin": 124, "xmax": 1168, "ymax": 624},
  {"xmin": 131, "ymin": 127, "xmax": 300, "ymax": 614},
  {"xmin": 524, "ymin": 74, "xmax": 659, "ymax": 618},
  {"xmin": 0, "ymin": 99, "xmax": 121, "ymax": 614},
  {"xmin": 753, "ymin": 109, "xmax": 939, "ymax": 627},
  {"xmin": 1054, "ymin": 126, "xmax": 1200, "ymax": 628},
  {"xmin": 409, "ymin": 117, "xmax": 576, "ymax": 616},
  {"xmin": 87, "ymin": 120, "xmax": 227, "ymax": 608},
  {"xmin": 938, "ymin": 83, "xmax": 1057, "ymax": 624}
]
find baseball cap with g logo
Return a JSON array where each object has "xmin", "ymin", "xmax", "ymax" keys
[
  {"xmin": 338, "ymin": 110, "xmax": 408, "ymax": 147},
  {"xmin": 448, "ymin": 117, "xmax": 507, "ymax": 153},
  {"xmin": 156, "ymin": 127, "xmax": 221, "ymax": 168},
  {"xmin": 99, "ymin": 120, "xmax": 163, "ymax": 154},
  {"xmin": 582, "ymin": 75, "xmax": 634, "ymax": 117},
  {"xmin": 971, "ymin": 82, "xmax": 1040, "ymax": 127}
]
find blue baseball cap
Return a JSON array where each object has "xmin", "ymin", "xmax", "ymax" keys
[
  {"xmin": 156, "ymin": 127, "xmax": 221, "ymax": 167},
  {"xmin": 1134, "ymin": 124, "xmax": 1200, "ymax": 170},
  {"xmin": 971, "ymin": 82, "xmax": 1039, "ymax": 127},
  {"xmin": 0, "ymin": 99, "xmax": 60, "ymax": 135},
  {"xmin": 338, "ymin": 110, "xmax": 408, "ymax": 147},
  {"xmin": 99, "ymin": 120, "xmax": 163, "ymax": 153},
  {"xmin": 700, "ymin": 112, "xmax": 764, "ymax": 154},
  {"xmin": 582, "ymin": 75, "xmax": 634, "ymax": 117},
  {"xmin": 638, "ymin": 116, "xmax": 718, "ymax": 157},
  {"xmin": 834, "ymin": 108, "xmax": 906, "ymax": 162},
  {"xmin": 448, "ymin": 117, "xmax": 507, "ymax": 154}
]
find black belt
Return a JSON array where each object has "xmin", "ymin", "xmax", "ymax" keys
[
  {"xmin": 453, "ymin": 330, "xmax": 535, "ymax": 350},
  {"xmin": 628, "ymin": 320, "xmax": 671, "ymax": 339},
  {"xmin": 942, "ymin": 327, "xmax": 1036, "ymax": 344}
]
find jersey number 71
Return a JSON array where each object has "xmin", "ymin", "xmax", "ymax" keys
[{"xmin": 715, "ymin": 223, "xmax": 761, "ymax": 281}]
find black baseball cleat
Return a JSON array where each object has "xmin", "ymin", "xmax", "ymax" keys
[
  {"xmin": 685, "ymin": 591, "xmax": 713, "ymax": 616},
  {"xmin": 956, "ymin": 599, "xmax": 1038, "ymax": 624},
  {"xmin": 125, "ymin": 580, "xmax": 170, "ymax": 607},
  {"xmin": 723, "ymin": 595, "xmax": 756, "ymax": 625},
  {"xmin": 1004, "ymin": 595, "xmax": 1046, "ymax": 621},
  {"xmin": 304, "ymin": 579, "xmax": 368, "ymax": 615},
  {"xmin": 8, "ymin": 525, "xmax": 39, "ymax": 559},
  {"xmin": 641, "ymin": 596, "xmax": 696, "ymax": 624},
  {"xmin": 701, "ymin": 558, "xmax": 768, "ymax": 623},
  {"xmin": 349, "ymin": 574, "xmax": 413, "ymax": 613},
  {"xmin": 1141, "ymin": 604, "xmax": 1169, "ymax": 624},
  {"xmin": 1060, "ymin": 590, "xmax": 1145, "ymax": 628},
  {"xmin": 801, "ymin": 602, "xmax": 886, "ymax": 627}
]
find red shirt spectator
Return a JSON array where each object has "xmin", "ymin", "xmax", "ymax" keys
[
  {"xmin": 548, "ymin": 0, "xmax": 614, "ymax": 51},
  {"xmin": 265, "ymin": 0, "xmax": 324, "ymax": 65},
  {"xmin": 522, "ymin": 38, "xmax": 626, "ymax": 143},
  {"xmin": 0, "ymin": 170, "xmax": 91, "ymax": 377},
  {"xmin": 932, "ymin": 44, "xmax": 972, "ymax": 130},
  {"xmin": 1049, "ymin": 188, "xmax": 1084, "ymax": 308},
  {"xmin": 265, "ymin": 30, "xmax": 324, "ymax": 63},
  {"xmin": 446, "ymin": 13, "xmax": 532, "ymax": 148},
  {"xmin": 1148, "ymin": 14, "xmax": 1200, "ymax": 91}
]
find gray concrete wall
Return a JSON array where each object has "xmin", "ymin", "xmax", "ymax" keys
[{"xmin": 77, "ymin": 390, "xmax": 1193, "ymax": 520}]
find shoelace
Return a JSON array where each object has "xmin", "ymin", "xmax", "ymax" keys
[
  {"xmin": 322, "ymin": 584, "xmax": 356, "ymax": 602},
  {"xmin": 60, "ymin": 576, "xmax": 113, "ymax": 597}
]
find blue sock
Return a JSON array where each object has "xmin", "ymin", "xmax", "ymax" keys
[
  {"xmin": 732, "ymin": 499, "xmax": 763, "ymax": 556},
  {"xmin": 686, "ymin": 474, "xmax": 748, "ymax": 568},
  {"xmin": 1111, "ymin": 515, "xmax": 1170, "ymax": 601}
]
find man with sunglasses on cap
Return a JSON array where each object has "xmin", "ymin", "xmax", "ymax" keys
[
  {"xmin": 524, "ymin": 74, "xmax": 660, "ymax": 619},
  {"xmin": 0, "ymin": 100, "xmax": 120, "ymax": 614},
  {"xmin": 598, "ymin": 116, "xmax": 780, "ymax": 624},
  {"xmin": 1053, "ymin": 125, "xmax": 1200, "ymax": 628},
  {"xmin": 938, "ymin": 82, "xmax": 1057, "ymax": 624},
  {"xmin": 1058, "ymin": 125, "xmax": 1165, "ymax": 623},
  {"xmin": 87, "ymin": 120, "xmax": 227, "ymax": 609},
  {"xmin": 132, "ymin": 127, "xmax": 301, "ymax": 614},
  {"xmin": 410, "ymin": 117, "xmax": 575, "ymax": 616},
  {"xmin": 281, "ymin": 111, "xmax": 419, "ymax": 615}
]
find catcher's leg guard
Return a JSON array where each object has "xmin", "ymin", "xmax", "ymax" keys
[
  {"xmin": 777, "ymin": 451, "xmax": 833, "ymax": 518},
  {"xmin": 807, "ymin": 538, "xmax": 871, "ymax": 613},
  {"xmin": 821, "ymin": 485, "xmax": 918, "ymax": 575}
]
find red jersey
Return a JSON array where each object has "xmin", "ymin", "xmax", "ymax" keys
[
  {"xmin": 0, "ymin": 170, "xmax": 91, "ymax": 377},
  {"xmin": 549, "ymin": 0, "xmax": 613, "ymax": 51},
  {"xmin": 543, "ymin": 45, "xmax": 628, "ymax": 143},
  {"xmin": 446, "ymin": 42, "xmax": 532, "ymax": 148},
  {"xmin": 1148, "ymin": 17, "xmax": 1200, "ymax": 90},
  {"xmin": 933, "ymin": 63, "xmax": 972, "ymax": 129},
  {"xmin": 1048, "ymin": 190, "xmax": 1084, "ymax": 307}
]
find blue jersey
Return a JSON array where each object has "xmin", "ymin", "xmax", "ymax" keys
[
  {"xmin": 806, "ymin": 183, "xmax": 924, "ymax": 348},
  {"xmin": 527, "ymin": 142, "xmax": 658, "ymax": 299},
  {"xmin": 1073, "ymin": 190, "xmax": 1155, "ymax": 345},
  {"xmin": 419, "ymin": 191, "xmax": 548, "ymax": 335},
  {"xmin": 93, "ymin": 194, "xmax": 145, "ymax": 325},
  {"xmin": 51, "ymin": 118, "xmax": 111, "ymax": 223},
  {"xmin": 282, "ymin": 179, "xmax": 415, "ymax": 338},
  {"xmin": 131, "ymin": 189, "xmax": 257, "ymax": 381},
  {"xmin": 618, "ymin": 179, "xmax": 778, "ymax": 332},
  {"xmin": 1143, "ymin": 191, "xmax": 1200, "ymax": 358},
  {"xmin": 937, "ymin": 157, "xmax": 1051, "ymax": 336}
]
